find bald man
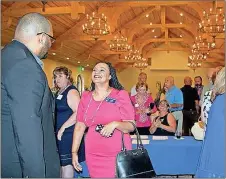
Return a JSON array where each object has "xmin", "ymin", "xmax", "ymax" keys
[
  {"xmin": 1, "ymin": 13, "xmax": 60, "ymax": 177},
  {"xmin": 131, "ymin": 72, "xmax": 150, "ymax": 96},
  {"xmin": 181, "ymin": 77, "xmax": 199, "ymax": 136},
  {"xmin": 164, "ymin": 76, "xmax": 184, "ymax": 134}
]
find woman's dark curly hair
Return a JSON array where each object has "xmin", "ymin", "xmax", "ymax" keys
[{"xmin": 90, "ymin": 62, "xmax": 124, "ymax": 91}]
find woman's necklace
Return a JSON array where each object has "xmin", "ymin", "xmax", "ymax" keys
[
  {"xmin": 83, "ymin": 88, "xmax": 111, "ymax": 125},
  {"xmin": 58, "ymin": 85, "xmax": 70, "ymax": 96}
]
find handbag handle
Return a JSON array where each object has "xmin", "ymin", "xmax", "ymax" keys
[{"xmin": 121, "ymin": 122, "xmax": 144, "ymax": 151}]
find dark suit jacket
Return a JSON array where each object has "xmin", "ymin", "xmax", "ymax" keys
[{"xmin": 1, "ymin": 40, "xmax": 60, "ymax": 178}]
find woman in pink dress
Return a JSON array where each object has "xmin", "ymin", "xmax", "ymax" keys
[
  {"xmin": 131, "ymin": 82, "xmax": 157, "ymax": 135},
  {"xmin": 72, "ymin": 62, "xmax": 135, "ymax": 178}
]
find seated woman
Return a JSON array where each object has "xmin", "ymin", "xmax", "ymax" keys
[
  {"xmin": 149, "ymin": 100, "xmax": 176, "ymax": 136},
  {"xmin": 131, "ymin": 82, "xmax": 157, "ymax": 135}
]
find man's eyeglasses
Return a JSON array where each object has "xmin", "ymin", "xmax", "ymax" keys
[{"xmin": 37, "ymin": 32, "xmax": 56, "ymax": 43}]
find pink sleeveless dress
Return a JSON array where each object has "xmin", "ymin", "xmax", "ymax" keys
[{"xmin": 77, "ymin": 88, "xmax": 135, "ymax": 178}]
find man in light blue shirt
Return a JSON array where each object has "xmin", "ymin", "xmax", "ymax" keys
[{"xmin": 165, "ymin": 76, "xmax": 184, "ymax": 134}]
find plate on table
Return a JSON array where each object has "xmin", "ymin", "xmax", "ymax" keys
[
  {"xmin": 152, "ymin": 136, "xmax": 168, "ymax": 140},
  {"xmin": 132, "ymin": 139, "xmax": 150, "ymax": 144},
  {"xmin": 130, "ymin": 135, "xmax": 149, "ymax": 139}
]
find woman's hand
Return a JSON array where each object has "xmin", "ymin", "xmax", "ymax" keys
[
  {"xmin": 57, "ymin": 127, "xmax": 65, "ymax": 141},
  {"xmin": 72, "ymin": 152, "xmax": 82, "ymax": 172},
  {"xmin": 100, "ymin": 121, "xmax": 118, "ymax": 138},
  {"xmin": 154, "ymin": 119, "xmax": 162, "ymax": 128},
  {"xmin": 145, "ymin": 108, "xmax": 151, "ymax": 114}
]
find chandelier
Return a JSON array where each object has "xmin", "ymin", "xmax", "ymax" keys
[
  {"xmin": 82, "ymin": 12, "xmax": 110, "ymax": 40},
  {"xmin": 189, "ymin": 46, "xmax": 208, "ymax": 61},
  {"xmin": 125, "ymin": 49, "xmax": 140, "ymax": 62},
  {"xmin": 189, "ymin": 52, "xmax": 207, "ymax": 61},
  {"xmin": 192, "ymin": 35, "xmax": 215, "ymax": 54},
  {"xmin": 187, "ymin": 60, "xmax": 202, "ymax": 71},
  {"xmin": 133, "ymin": 60, "xmax": 148, "ymax": 71},
  {"xmin": 198, "ymin": 0, "xmax": 225, "ymax": 42},
  {"xmin": 109, "ymin": 33, "xmax": 131, "ymax": 52},
  {"xmin": 125, "ymin": 46, "xmax": 146, "ymax": 62}
]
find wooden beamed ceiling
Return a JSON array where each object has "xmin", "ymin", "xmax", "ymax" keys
[{"xmin": 1, "ymin": 1, "xmax": 225, "ymax": 70}]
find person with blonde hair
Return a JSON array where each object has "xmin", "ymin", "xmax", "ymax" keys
[
  {"xmin": 130, "ymin": 72, "xmax": 150, "ymax": 96},
  {"xmin": 131, "ymin": 82, "xmax": 157, "ymax": 135},
  {"xmin": 53, "ymin": 66, "xmax": 86, "ymax": 178},
  {"xmin": 195, "ymin": 67, "xmax": 225, "ymax": 178},
  {"xmin": 149, "ymin": 100, "xmax": 176, "ymax": 136}
]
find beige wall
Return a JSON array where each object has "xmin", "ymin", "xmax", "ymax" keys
[
  {"xmin": 117, "ymin": 49, "xmax": 210, "ymax": 97},
  {"xmin": 43, "ymin": 49, "xmax": 210, "ymax": 97},
  {"xmin": 43, "ymin": 59, "xmax": 92, "ymax": 89}
]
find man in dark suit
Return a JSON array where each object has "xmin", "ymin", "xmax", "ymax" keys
[{"xmin": 1, "ymin": 13, "xmax": 60, "ymax": 178}]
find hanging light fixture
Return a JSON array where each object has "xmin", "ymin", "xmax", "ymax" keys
[
  {"xmin": 109, "ymin": 31, "xmax": 131, "ymax": 52},
  {"xmin": 192, "ymin": 35, "xmax": 215, "ymax": 54},
  {"xmin": 198, "ymin": 0, "xmax": 225, "ymax": 44},
  {"xmin": 82, "ymin": 11, "xmax": 110, "ymax": 40},
  {"xmin": 125, "ymin": 47, "xmax": 142, "ymax": 62},
  {"xmin": 41, "ymin": 1, "xmax": 47, "ymax": 12},
  {"xmin": 189, "ymin": 46, "xmax": 208, "ymax": 62},
  {"xmin": 187, "ymin": 59, "xmax": 202, "ymax": 71},
  {"xmin": 189, "ymin": 52, "xmax": 207, "ymax": 61},
  {"xmin": 133, "ymin": 61, "xmax": 149, "ymax": 70}
]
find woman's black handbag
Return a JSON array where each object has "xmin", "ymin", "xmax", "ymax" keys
[{"xmin": 116, "ymin": 122, "xmax": 156, "ymax": 178}]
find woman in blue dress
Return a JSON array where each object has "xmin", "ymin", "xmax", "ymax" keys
[
  {"xmin": 195, "ymin": 67, "xmax": 225, "ymax": 178},
  {"xmin": 53, "ymin": 66, "xmax": 86, "ymax": 178}
]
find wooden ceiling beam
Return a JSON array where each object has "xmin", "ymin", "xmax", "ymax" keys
[
  {"xmin": 145, "ymin": 46, "xmax": 189, "ymax": 57},
  {"xmin": 138, "ymin": 33, "xmax": 165, "ymax": 54},
  {"xmin": 165, "ymin": 28, "xmax": 169, "ymax": 45},
  {"xmin": 187, "ymin": 3, "xmax": 203, "ymax": 20},
  {"xmin": 64, "ymin": 35, "xmax": 113, "ymax": 41},
  {"xmin": 2, "ymin": 2, "xmax": 30, "ymax": 30},
  {"xmin": 4, "ymin": 6, "xmax": 72, "ymax": 17},
  {"xmin": 90, "ymin": 50, "xmax": 127, "ymax": 55},
  {"xmin": 99, "ymin": 7, "xmax": 126, "ymax": 33},
  {"xmin": 129, "ymin": 23, "xmax": 188, "ymax": 29},
  {"xmin": 161, "ymin": 6, "xmax": 166, "ymax": 32},
  {"xmin": 208, "ymin": 53, "xmax": 225, "ymax": 60},
  {"xmin": 74, "ymin": 41, "xmax": 105, "ymax": 60},
  {"xmin": 169, "ymin": 6, "xmax": 200, "ymax": 23},
  {"xmin": 123, "ymin": 6, "xmax": 157, "ymax": 29},
  {"xmin": 3, "ymin": 2, "xmax": 30, "ymax": 15},
  {"xmin": 2, "ymin": 17, "xmax": 13, "ymax": 30},
  {"xmin": 137, "ymin": 37, "xmax": 189, "ymax": 44},
  {"xmin": 215, "ymin": 33, "xmax": 225, "ymax": 39},
  {"xmin": 149, "ymin": 47, "xmax": 189, "ymax": 52},
  {"xmin": 124, "ymin": 7, "xmax": 160, "ymax": 43},
  {"xmin": 205, "ymin": 58, "xmax": 224, "ymax": 62},
  {"xmin": 166, "ymin": 17, "xmax": 196, "ymax": 38},
  {"xmin": 70, "ymin": 2, "xmax": 85, "ymax": 20},
  {"xmin": 51, "ymin": 14, "xmax": 89, "ymax": 50},
  {"xmin": 211, "ymin": 49, "xmax": 225, "ymax": 53},
  {"xmin": 3, "ymin": 4, "xmax": 85, "ymax": 19},
  {"xmin": 109, "ymin": 1, "xmax": 197, "ymax": 7}
]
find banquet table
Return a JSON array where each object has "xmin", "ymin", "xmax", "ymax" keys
[
  {"xmin": 74, "ymin": 135, "xmax": 202, "ymax": 177},
  {"xmin": 132, "ymin": 135, "xmax": 202, "ymax": 176}
]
